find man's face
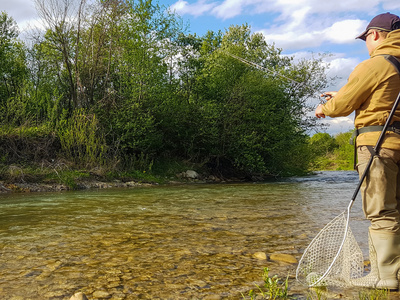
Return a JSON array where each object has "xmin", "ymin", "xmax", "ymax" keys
[{"xmin": 365, "ymin": 30, "xmax": 375, "ymax": 55}]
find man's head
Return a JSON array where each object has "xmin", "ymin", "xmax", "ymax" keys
[
  {"xmin": 356, "ymin": 13, "xmax": 400, "ymax": 55},
  {"xmin": 357, "ymin": 12, "xmax": 400, "ymax": 41}
]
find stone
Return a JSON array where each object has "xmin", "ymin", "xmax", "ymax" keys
[
  {"xmin": 253, "ymin": 252, "xmax": 267, "ymax": 260},
  {"xmin": 92, "ymin": 290, "xmax": 111, "ymax": 298},
  {"xmin": 184, "ymin": 170, "xmax": 199, "ymax": 179},
  {"xmin": 269, "ymin": 253, "xmax": 298, "ymax": 264},
  {"xmin": 70, "ymin": 292, "xmax": 88, "ymax": 300}
]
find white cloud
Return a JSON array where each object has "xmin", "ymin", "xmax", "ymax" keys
[
  {"xmin": 2, "ymin": 0, "xmax": 38, "ymax": 34},
  {"xmin": 328, "ymin": 59, "xmax": 359, "ymax": 87},
  {"xmin": 2, "ymin": 0, "xmax": 37, "ymax": 23},
  {"xmin": 323, "ymin": 19, "xmax": 366, "ymax": 44},
  {"xmin": 324, "ymin": 116, "xmax": 355, "ymax": 135},
  {"xmin": 381, "ymin": 1, "xmax": 400, "ymax": 11},
  {"xmin": 211, "ymin": 0, "xmax": 244, "ymax": 19},
  {"xmin": 170, "ymin": 0, "xmax": 217, "ymax": 17},
  {"xmin": 258, "ymin": 18, "xmax": 366, "ymax": 51}
]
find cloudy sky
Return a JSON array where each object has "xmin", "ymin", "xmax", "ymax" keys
[{"xmin": 4, "ymin": 0, "xmax": 400, "ymax": 135}]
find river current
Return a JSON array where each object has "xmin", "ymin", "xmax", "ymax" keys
[{"xmin": 0, "ymin": 171, "xmax": 392, "ymax": 299}]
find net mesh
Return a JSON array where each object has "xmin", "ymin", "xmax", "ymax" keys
[{"xmin": 296, "ymin": 211, "xmax": 364, "ymax": 287}]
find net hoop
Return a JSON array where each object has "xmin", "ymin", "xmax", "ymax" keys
[{"xmin": 296, "ymin": 204, "xmax": 364, "ymax": 287}]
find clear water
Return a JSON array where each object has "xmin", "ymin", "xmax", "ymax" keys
[{"xmin": 0, "ymin": 171, "xmax": 387, "ymax": 299}]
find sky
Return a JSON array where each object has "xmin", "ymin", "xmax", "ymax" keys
[{"xmin": 3, "ymin": 0, "xmax": 400, "ymax": 135}]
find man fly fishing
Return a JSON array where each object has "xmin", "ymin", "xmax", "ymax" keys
[{"xmin": 315, "ymin": 13, "xmax": 400, "ymax": 289}]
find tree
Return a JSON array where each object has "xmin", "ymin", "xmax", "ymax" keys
[
  {"xmin": 184, "ymin": 24, "xmax": 327, "ymax": 176},
  {"xmin": 0, "ymin": 12, "xmax": 28, "ymax": 124},
  {"xmin": 309, "ymin": 132, "xmax": 338, "ymax": 157}
]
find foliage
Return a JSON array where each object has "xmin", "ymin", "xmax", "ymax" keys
[
  {"xmin": 0, "ymin": 11, "xmax": 29, "ymax": 125},
  {"xmin": 0, "ymin": 123, "xmax": 58, "ymax": 166},
  {"xmin": 0, "ymin": 2, "xmax": 331, "ymax": 180},
  {"xmin": 242, "ymin": 267, "xmax": 289, "ymax": 300},
  {"xmin": 241, "ymin": 267, "xmax": 390, "ymax": 300},
  {"xmin": 308, "ymin": 131, "xmax": 354, "ymax": 171},
  {"xmin": 58, "ymin": 109, "xmax": 107, "ymax": 167},
  {"xmin": 358, "ymin": 288, "xmax": 389, "ymax": 300}
]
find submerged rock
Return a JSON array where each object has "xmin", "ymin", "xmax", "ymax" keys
[
  {"xmin": 253, "ymin": 252, "xmax": 267, "ymax": 260},
  {"xmin": 269, "ymin": 253, "xmax": 298, "ymax": 264},
  {"xmin": 92, "ymin": 290, "xmax": 111, "ymax": 298},
  {"xmin": 69, "ymin": 292, "xmax": 88, "ymax": 300}
]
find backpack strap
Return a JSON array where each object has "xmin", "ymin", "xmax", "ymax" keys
[{"xmin": 382, "ymin": 54, "xmax": 400, "ymax": 74}]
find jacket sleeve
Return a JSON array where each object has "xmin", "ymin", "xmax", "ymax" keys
[{"xmin": 322, "ymin": 60, "xmax": 376, "ymax": 117}]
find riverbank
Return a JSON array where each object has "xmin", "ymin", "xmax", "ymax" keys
[
  {"xmin": 0, "ymin": 180, "xmax": 155, "ymax": 193},
  {"xmin": 0, "ymin": 168, "xmax": 242, "ymax": 193}
]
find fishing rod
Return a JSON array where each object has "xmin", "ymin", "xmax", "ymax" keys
[{"xmin": 223, "ymin": 51, "xmax": 329, "ymax": 104}]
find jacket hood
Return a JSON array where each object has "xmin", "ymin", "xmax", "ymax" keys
[{"xmin": 372, "ymin": 29, "xmax": 400, "ymax": 58}]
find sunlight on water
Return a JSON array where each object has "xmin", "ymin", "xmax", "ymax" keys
[{"xmin": 0, "ymin": 171, "xmax": 377, "ymax": 299}]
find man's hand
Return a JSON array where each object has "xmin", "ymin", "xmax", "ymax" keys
[
  {"xmin": 321, "ymin": 91, "xmax": 337, "ymax": 101},
  {"xmin": 315, "ymin": 104, "xmax": 325, "ymax": 118},
  {"xmin": 315, "ymin": 91, "xmax": 337, "ymax": 118}
]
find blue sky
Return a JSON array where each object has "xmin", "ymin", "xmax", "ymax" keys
[{"xmin": 4, "ymin": 0, "xmax": 400, "ymax": 134}]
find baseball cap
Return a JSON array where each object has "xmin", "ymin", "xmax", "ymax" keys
[{"xmin": 356, "ymin": 12, "xmax": 400, "ymax": 40}]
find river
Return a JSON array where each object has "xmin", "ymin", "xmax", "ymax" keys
[{"xmin": 0, "ymin": 171, "xmax": 395, "ymax": 299}]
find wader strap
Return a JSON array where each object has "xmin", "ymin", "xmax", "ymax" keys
[
  {"xmin": 349, "ymin": 55, "xmax": 400, "ymax": 169},
  {"xmin": 382, "ymin": 54, "xmax": 400, "ymax": 74},
  {"xmin": 349, "ymin": 125, "xmax": 395, "ymax": 145},
  {"xmin": 350, "ymin": 122, "xmax": 400, "ymax": 145}
]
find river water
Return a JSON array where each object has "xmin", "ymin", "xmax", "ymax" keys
[{"xmin": 0, "ymin": 171, "xmax": 395, "ymax": 299}]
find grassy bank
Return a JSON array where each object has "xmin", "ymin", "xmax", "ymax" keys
[{"xmin": 0, "ymin": 123, "xmax": 356, "ymax": 193}]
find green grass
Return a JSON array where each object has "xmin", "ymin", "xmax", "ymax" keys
[
  {"xmin": 357, "ymin": 288, "xmax": 389, "ymax": 300},
  {"xmin": 241, "ymin": 268, "xmax": 390, "ymax": 300},
  {"xmin": 242, "ymin": 267, "xmax": 289, "ymax": 300}
]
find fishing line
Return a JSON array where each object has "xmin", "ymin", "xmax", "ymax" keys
[{"xmin": 223, "ymin": 51, "xmax": 329, "ymax": 104}]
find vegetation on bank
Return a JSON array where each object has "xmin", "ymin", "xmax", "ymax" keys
[
  {"xmin": 308, "ymin": 131, "xmax": 355, "ymax": 171},
  {"xmin": 1, "ymin": 0, "xmax": 353, "ymax": 190},
  {"xmin": 242, "ymin": 267, "xmax": 389, "ymax": 300}
]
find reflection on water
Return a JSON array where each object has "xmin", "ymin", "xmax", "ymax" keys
[{"xmin": 0, "ymin": 171, "xmax": 378, "ymax": 299}]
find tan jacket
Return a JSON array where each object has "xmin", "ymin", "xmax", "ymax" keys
[{"xmin": 322, "ymin": 29, "xmax": 400, "ymax": 150}]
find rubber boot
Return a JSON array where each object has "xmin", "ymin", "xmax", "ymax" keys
[
  {"xmin": 351, "ymin": 230, "xmax": 379, "ymax": 288},
  {"xmin": 352, "ymin": 229, "xmax": 400, "ymax": 289}
]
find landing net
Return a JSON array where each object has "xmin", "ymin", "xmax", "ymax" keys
[{"xmin": 296, "ymin": 211, "xmax": 364, "ymax": 287}]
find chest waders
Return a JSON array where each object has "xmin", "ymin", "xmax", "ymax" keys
[{"xmin": 350, "ymin": 55, "xmax": 400, "ymax": 290}]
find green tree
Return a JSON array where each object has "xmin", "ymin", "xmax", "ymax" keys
[
  {"xmin": 0, "ymin": 11, "xmax": 28, "ymax": 125},
  {"xmin": 308, "ymin": 131, "xmax": 354, "ymax": 171},
  {"xmin": 309, "ymin": 132, "xmax": 338, "ymax": 156},
  {"xmin": 186, "ymin": 24, "xmax": 327, "ymax": 176},
  {"xmin": 106, "ymin": 0, "xmax": 184, "ymax": 160}
]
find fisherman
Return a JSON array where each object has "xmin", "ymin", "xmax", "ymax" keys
[{"xmin": 315, "ymin": 12, "xmax": 400, "ymax": 289}]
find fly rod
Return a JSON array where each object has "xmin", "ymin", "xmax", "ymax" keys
[{"xmin": 223, "ymin": 51, "xmax": 329, "ymax": 104}]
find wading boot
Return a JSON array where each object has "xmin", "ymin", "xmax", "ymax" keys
[{"xmin": 352, "ymin": 229, "xmax": 400, "ymax": 290}]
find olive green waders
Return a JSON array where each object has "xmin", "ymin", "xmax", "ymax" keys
[{"xmin": 352, "ymin": 146, "xmax": 400, "ymax": 289}]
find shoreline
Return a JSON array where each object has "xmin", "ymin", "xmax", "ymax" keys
[
  {"xmin": 0, "ymin": 180, "xmax": 157, "ymax": 193},
  {"xmin": 0, "ymin": 175, "xmax": 236, "ymax": 194}
]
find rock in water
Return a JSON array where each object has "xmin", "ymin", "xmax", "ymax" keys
[
  {"xmin": 253, "ymin": 252, "xmax": 267, "ymax": 260},
  {"xmin": 70, "ymin": 292, "xmax": 88, "ymax": 300},
  {"xmin": 269, "ymin": 253, "xmax": 298, "ymax": 264}
]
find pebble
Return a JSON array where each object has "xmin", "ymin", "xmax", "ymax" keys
[
  {"xmin": 253, "ymin": 252, "xmax": 267, "ymax": 260},
  {"xmin": 70, "ymin": 292, "xmax": 88, "ymax": 300},
  {"xmin": 92, "ymin": 290, "xmax": 111, "ymax": 298},
  {"xmin": 269, "ymin": 253, "xmax": 298, "ymax": 264}
]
